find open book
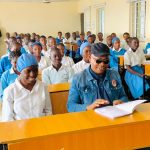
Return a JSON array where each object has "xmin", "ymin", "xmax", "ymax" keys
[{"xmin": 95, "ymin": 100, "xmax": 147, "ymax": 119}]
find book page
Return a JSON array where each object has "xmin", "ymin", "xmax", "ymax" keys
[
  {"xmin": 95, "ymin": 106, "xmax": 129, "ymax": 119},
  {"xmin": 115, "ymin": 100, "xmax": 147, "ymax": 114}
]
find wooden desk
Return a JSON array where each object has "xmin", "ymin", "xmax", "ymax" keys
[
  {"xmin": 143, "ymin": 62, "xmax": 150, "ymax": 76},
  {"xmin": 48, "ymin": 83, "xmax": 70, "ymax": 114},
  {"xmin": 0, "ymin": 103, "xmax": 150, "ymax": 150},
  {"xmin": 145, "ymin": 55, "xmax": 150, "ymax": 60}
]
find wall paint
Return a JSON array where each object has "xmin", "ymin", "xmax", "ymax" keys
[
  {"xmin": 78, "ymin": 0, "xmax": 150, "ymax": 47},
  {"xmin": 0, "ymin": 2, "xmax": 80, "ymax": 55}
]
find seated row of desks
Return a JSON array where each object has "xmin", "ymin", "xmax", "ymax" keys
[{"xmin": 0, "ymin": 82, "xmax": 150, "ymax": 149}]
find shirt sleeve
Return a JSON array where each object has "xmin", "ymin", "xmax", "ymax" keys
[
  {"xmin": 67, "ymin": 75, "xmax": 87, "ymax": 112},
  {"xmin": 42, "ymin": 68, "xmax": 51, "ymax": 85},
  {"xmin": 44, "ymin": 85, "xmax": 52, "ymax": 116},
  {"xmin": 2, "ymin": 87, "xmax": 15, "ymax": 122},
  {"xmin": 0, "ymin": 73, "xmax": 8, "ymax": 98},
  {"xmin": 124, "ymin": 52, "xmax": 131, "ymax": 66}
]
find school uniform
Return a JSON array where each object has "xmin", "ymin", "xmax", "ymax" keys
[
  {"xmin": 144, "ymin": 43, "xmax": 150, "ymax": 54},
  {"xmin": 121, "ymin": 40, "xmax": 129, "ymax": 51},
  {"xmin": 56, "ymin": 37, "xmax": 64, "ymax": 44},
  {"xmin": 72, "ymin": 60, "xmax": 90, "ymax": 74},
  {"xmin": 61, "ymin": 56, "xmax": 74, "ymax": 67},
  {"xmin": 0, "ymin": 68, "xmax": 18, "ymax": 99},
  {"xmin": 110, "ymin": 48, "xmax": 126, "ymax": 71},
  {"xmin": 42, "ymin": 65, "xmax": 74, "ymax": 84},
  {"xmin": 0, "ymin": 56, "xmax": 12, "ymax": 78},
  {"xmin": 38, "ymin": 56, "xmax": 51, "ymax": 70},
  {"xmin": 2, "ymin": 79, "xmax": 52, "ymax": 122},
  {"xmin": 124, "ymin": 48, "xmax": 150, "ymax": 99},
  {"xmin": 63, "ymin": 38, "xmax": 72, "ymax": 51}
]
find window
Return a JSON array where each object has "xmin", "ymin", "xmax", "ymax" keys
[
  {"xmin": 96, "ymin": 7, "xmax": 105, "ymax": 34},
  {"xmin": 84, "ymin": 7, "xmax": 91, "ymax": 32},
  {"xmin": 131, "ymin": 0, "xmax": 146, "ymax": 39}
]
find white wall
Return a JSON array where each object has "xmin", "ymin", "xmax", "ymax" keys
[{"xmin": 0, "ymin": 1, "xmax": 80, "ymax": 56}]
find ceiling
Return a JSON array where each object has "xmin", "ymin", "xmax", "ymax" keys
[{"xmin": 0, "ymin": 0, "xmax": 77, "ymax": 2}]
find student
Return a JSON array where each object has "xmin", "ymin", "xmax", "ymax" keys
[
  {"xmin": 42, "ymin": 47, "xmax": 73, "ymax": 84},
  {"xmin": 72, "ymin": 42, "xmax": 91, "ymax": 74},
  {"xmin": 106, "ymin": 35, "xmax": 112, "ymax": 49},
  {"xmin": 46, "ymin": 37, "xmax": 56, "ymax": 57},
  {"xmin": 57, "ymin": 43, "xmax": 74, "ymax": 67},
  {"xmin": 76, "ymin": 34, "xmax": 87, "ymax": 59},
  {"xmin": 111, "ymin": 33, "xmax": 117, "ymax": 39},
  {"xmin": 35, "ymin": 34, "xmax": 40, "ymax": 42},
  {"xmin": 0, "ymin": 42, "xmax": 21, "ymax": 78},
  {"xmin": 32, "ymin": 42, "xmax": 51, "ymax": 70},
  {"xmin": 86, "ymin": 31, "xmax": 91, "ymax": 39},
  {"xmin": 96, "ymin": 32, "xmax": 104, "ymax": 43},
  {"xmin": 2, "ymin": 54, "xmax": 52, "ymax": 122},
  {"xmin": 110, "ymin": 37, "xmax": 126, "ymax": 71},
  {"xmin": 87, "ymin": 35, "xmax": 94, "ymax": 44},
  {"xmin": 39, "ymin": 35, "xmax": 48, "ymax": 56},
  {"xmin": 0, "ymin": 51, "xmax": 21, "ymax": 99},
  {"xmin": 67, "ymin": 43, "xmax": 128, "ymax": 112},
  {"xmin": 124, "ymin": 37, "xmax": 150, "ymax": 99},
  {"xmin": 121, "ymin": 32, "xmax": 130, "ymax": 50},
  {"xmin": 77, "ymin": 33, "xmax": 87, "ymax": 47},
  {"xmin": 144, "ymin": 42, "xmax": 150, "ymax": 54},
  {"xmin": 76, "ymin": 31, "xmax": 80, "ymax": 39},
  {"xmin": 71, "ymin": 32, "xmax": 78, "ymax": 44},
  {"xmin": 56, "ymin": 31, "xmax": 63, "ymax": 44},
  {"xmin": 92, "ymin": 34, "xmax": 97, "ymax": 43}
]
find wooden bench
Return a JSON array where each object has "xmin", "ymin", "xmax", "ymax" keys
[{"xmin": 48, "ymin": 83, "xmax": 70, "ymax": 115}]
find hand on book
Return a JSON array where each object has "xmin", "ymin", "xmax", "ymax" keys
[
  {"xmin": 86, "ymin": 99, "xmax": 109, "ymax": 110},
  {"xmin": 113, "ymin": 100, "xmax": 124, "ymax": 105}
]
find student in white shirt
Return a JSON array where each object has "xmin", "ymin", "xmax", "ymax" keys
[
  {"xmin": 46, "ymin": 37, "xmax": 56, "ymax": 58},
  {"xmin": 57, "ymin": 43, "xmax": 74, "ymax": 67},
  {"xmin": 2, "ymin": 54, "xmax": 52, "ymax": 122},
  {"xmin": 70, "ymin": 32, "xmax": 78, "ymax": 44},
  {"xmin": 73, "ymin": 42, "xmax": 91, "ymax": 74},
  {"xmin": 121, "ymin": 32, "xmax": 130, "ymax": 50},
  {"xmin": 40, "ymin": 35, "xmax": 48, "ymax": 56},
  {"xmin": 124, "ymin": 37, "xmax": 150, "ymax": 99},
  {"xmin": 63, "ymin": 32, "xmax": 71, "ymax": 51},
  {"xmin": 42, "ymin": 47, "xmax": 74, "ymax": 84},
  {"xmin": 32, "ymin": 42, "xmax": 51, "ymax": 70}
]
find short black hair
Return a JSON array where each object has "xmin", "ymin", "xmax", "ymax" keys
[
  {"xmin": 9, "ymin": 51, "xmax": 21, "ymax": 60},
  {"xmin": 57, "ymin": 43, "xmax": 65, "ymax": 47},
  {"xmin": 40, "ymin": 35, "xmax": 46, "ymax": 39}
]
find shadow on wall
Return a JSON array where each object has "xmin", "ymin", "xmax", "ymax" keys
[{"xmin": 0, "ymin": 21, "xmax": 7, "ymax": 57}]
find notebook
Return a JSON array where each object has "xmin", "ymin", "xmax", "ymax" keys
[{"xmin": 95, "ymin": 100, "xmax": 147, "ymax": 119}]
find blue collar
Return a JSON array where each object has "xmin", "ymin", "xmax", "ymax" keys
[{"xmin": 86, "ymin": 66, "xmax": 109, "ymax": 82}]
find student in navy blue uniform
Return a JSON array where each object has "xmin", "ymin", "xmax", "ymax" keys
[
  {"xmin": 110, "ymin": 37, "xmax": 126, "ymax": 71},
  {"xmin": 124, "ymin": 37, "xmax": 150, "ymax": 99},
  {"xmin": 0, "ymin": 42, "xmax": 22, "ymax": 78},
  {"xmin": 56, "ymin": 31, "xmax": 63, "ymax": 44},
  {"xmin": 67, "ymin": 43, "xmax": 128, "ymax": 112},
  {"xmin": 75, "ymin": 33, "xmax": 87, "ymax": 62},
  {"xmin": 144, "ymin": 42, "xmax": 150, "ymax": 54},
  {"xmin": 0, "ymin": 51, "xmax": 21, "ymax": 99}
]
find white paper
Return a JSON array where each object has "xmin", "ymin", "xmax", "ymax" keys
[{"xmin": 95, "ymin": 100, "xmax": 147, "ymax": 119}]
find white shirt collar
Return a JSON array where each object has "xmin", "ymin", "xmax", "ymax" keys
[
  {"xmin": 10, "ymin": 68, "xmax": 15, "ymax": 74},
  {"xmin": 112, "ymin": 47, "xmax": 122, "ymax": 52}
]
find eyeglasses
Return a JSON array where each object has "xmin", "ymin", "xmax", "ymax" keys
[{"xmin": 95, "ymin": 59, "xmax": 109, "ymax": 64}]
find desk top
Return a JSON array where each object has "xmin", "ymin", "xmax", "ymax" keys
[{"xmin": 0, "ymin": 103, "xmax": 150, "ymax": 144}]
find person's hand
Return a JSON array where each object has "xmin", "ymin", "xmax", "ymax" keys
[
  {"xmin": 113, "ymin": 100, "xmax": 124, "ymax": 105},
  {"xmin": 86, "ymin": 99, "xmax": 109, "ymax": 110}
]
